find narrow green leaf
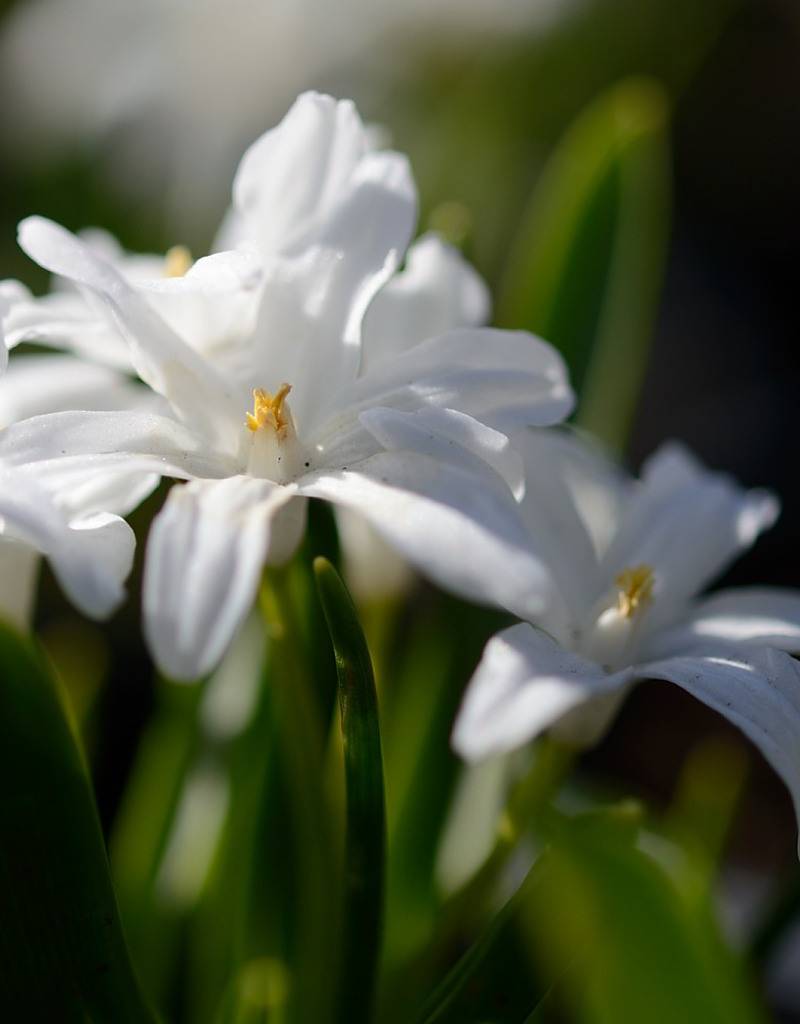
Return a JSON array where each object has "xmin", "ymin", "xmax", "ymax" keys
[
  {"xmin": 314, "ymin": 557, "xmax": 386, "ymax": 1024},
  {"xmin": 259, "ymin": 562, "xmax": 339, "ymax": 1024},
  {"xmin": 497, "ymin": 77, "xmax": 671, "ymax": 452},
  {"xmin": 413, "ymin": 858, "xmax": 550, "ymax": 1024},
  {"xmin": 0, "ymin": 620, "xmax": 157, "ymax": 1022}
]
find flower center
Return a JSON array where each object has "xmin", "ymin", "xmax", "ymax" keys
[
  {"xmin": 244, "ymin": 383, "xmax": 308, "ymax": 485},
  {"xmin": 581, "ymin": 563, "xmax": 656, "ymax": 670},
  {"xmin": 164, "ymin": 245, "xmax": 193, "ymax": 278},
  {"xmin": 246, "ymin": 384, "xmax": 293, "ymax": 437},
  {"xmin": 614, "ymin": 564, "xmax": 654, "ymax": 619}
]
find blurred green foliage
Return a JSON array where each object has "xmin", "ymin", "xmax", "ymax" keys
[
  {"xmin": 498, "ymin": 77, "xmax": 671, "ymax": 451},
  {"xmin": 0, "ymin": 619, "xmax": 156, "ymax": 1021}
]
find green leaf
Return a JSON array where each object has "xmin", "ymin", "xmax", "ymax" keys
[
  {"xmin": 314, "ymin": 557, "xmax": 386, "ymax": 1024},
  {"xmin": 521, "ymin": 813, "xmax": 767, "ymax": 1024},
  {"xmin": 0, "ymin": 619, "xmax": 157, "ymax": 1022},
  {"xmin": 258, "ymin": 562, "xmax": 339, "ymax": 1024},
  {"xmin": 109, "ymin": 678, "xmax": 203, "ymax": 1006},
  {"xmin": 381, "ymin": 598, "xmax": 510, "ymax": 982},
  {"xmin": 497, "ymin": 77, "xmax": 671, "ymax": 452}
]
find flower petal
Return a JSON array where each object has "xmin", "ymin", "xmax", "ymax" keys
[
  {"xmin": 0, "ymin": 353, "xmax": 149, "ymax": 426},
  {"xmin": 0, "ymin": 409, "xmax": 232, "ymax": 481},
  {"xmin": 452, "ymin": 623, "xmax": 624, "ymax": 761},
  {"xmin": 143, "ymin": 476, "xmax": 299, "ymax": 681},
  {"xmin": 648, "ymin": 586, "xmax": 800, "ymax": 658},
  {"xmin": 0, "ymin": 355, "xmax": 164, "ymax": 516},
  {"xmin": 249, "ymin": 150, "xmax": 417, "ymax": 432},
  {"xmin": 359, "ymin": 405, "xmax": 525, "ymax": 499},
  {"xmin": 641, "ymin": 647, "xmax": 800, "ymax": 849},
  {"xmin": 135, "ymin": 248, "xmax": 264, "ymax": 363},
  {"xmin": 1, "ymin": 278, "xmax": 132, "ymax": 368},
  {"xmin": 0, "ymin": 465, "xmax": 135, "ymax": 619},
  {"xmin": 17, "ymin": 217, "xmax": 241, "ymax": 447},
  {"xmin": 326, "ymin": 327, "xmax": 573, "ymax": 438},
  {"xmin": 301, "ymin": 450, "xmax": 554, "ymax": 621},
  {"xmin": 361, "ymin": 232, "xmax": 490, "ymax": 373},
  {"xmin": 599, "ymin": 442, "xmax": 778, "ymax": 625},
  {"xmin": 512, "ymin": 428, "xmax": 619, "ymax": 636},
  {"xmin": 224, "ymin": 91, "xmax": 369, "ymax": 256}
]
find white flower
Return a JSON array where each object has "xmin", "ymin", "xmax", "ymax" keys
[
  {"xmin": 5, "ymin": 94, "xmax": 495, "ymax": 610},
  {"xmin": 3, "ymin": 94, "xmax": 488, "ymax": 376},
  {"xmin": 3, "ymin": 97, "xmax": 572, "ymax": 681},
  {"xmin": 453, "ymin": 432, "xmax": 800, "ymax": 837},
  {"xmin": 0, "ymin": 353, "xmax": 158, "ymax": 625}
]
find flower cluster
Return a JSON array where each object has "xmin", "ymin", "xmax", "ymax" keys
[{"xmin": 3, "ymin": 92, "xmax": 800, "ymax": 842}]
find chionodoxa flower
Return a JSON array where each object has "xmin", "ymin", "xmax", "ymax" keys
[
  {"xmin": 453, "ymin": 431, "xmax": 800, "ymax": 836},
  {"xmin": 0, "ymin": 93, "xmax": 572, "ymax": 680}
]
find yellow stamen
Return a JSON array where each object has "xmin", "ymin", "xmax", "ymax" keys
[
  {"xmin": 246, "ymin": 384, "xmax": 293, "ymax": 437},
  {"xmin": 164, "ymin": 245, "xmax": 193, "ymax": 278},
  {"xmin": 615, "ymin": 564, "xmax": 655, "ymax": 619}
]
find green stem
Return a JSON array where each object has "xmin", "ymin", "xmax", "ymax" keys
[
  {"xmin": 441, "ymin": 739, "xmax": 573, "ymax": 937},
  {"xmin": 413, "ymin": 851, "xmax": 556, "ymax": 1024}
]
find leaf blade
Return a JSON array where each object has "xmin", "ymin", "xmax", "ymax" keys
[
  {"xmin": 0, "ymin": 620, "xmax": 157, "ymax": 1022},
  {"xmin": 314, "ymin": 557, "xmax": 386, "ymax": 1024}
]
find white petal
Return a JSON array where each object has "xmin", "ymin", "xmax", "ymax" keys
[
  {"xmin": 600, "ymin": 442, "xmax": 778, "ymax": 625},
  {"xmin": 249, "ymin": 150, "xmax": 418, "ymax": 432},
  {"xmin": 641, "ymin": 647, "xmax": 800, "ymax": 849},
  {"xmin": 263, "ymin": 495, "xmax": 308, "ymax": 567},
  {"xmin": 0, "ymin": 466, "xmax": 135, "ymax": 619},
  {"xmin": 145, "ymin": 248, "xmax": 262, "ymax": 295},
  {"xmin": 143, "ymin": 476, "xmax": 298, "ymax": 681},
  {"xmin": 649, "ymin": 587, "xmax": 800, "ymax": 657},
  {"xmin": 362, "ymin": 233, "xmax": 490, "ymax": 373},
  {"xmin": 1, "ymin": 278, "xmax": 132, "ymax": 368},
  {"xmin": 301, "ymin": 451, "xmax": 554, "ymax": 621},
  {"xmin": 359, "ymin": 405, "xmax": 525, "ymax": 499},
  {"xmin": 511, "ymin": 428, "xmax": 616, "ymax": 636},
  {"xmin": 0, "ymin": 409, "xmax": 232, "ymax": 481},
  {"xmin": 521, "ymin": 427, "xmax": 628, "ymax": 561},
  {"xmin": 35, "ymin": 461, "xmax": 159, "ymax": 519},
  {"xmin": 452, "ymin": 623, "xmax": 624, "ymax": 761},
  {"xmin": 55, "ymin": 512, "xmax": 137, "ymax": 618},
  {"xmin": 17, "ymin": 217, "xmax": 241, "ymax": 446},
  {"xmin": 135, "ymin": 248, "xmax": 263, "ymax": 361},
  {"xmin": 225, "ymin": 91, "xmax": 369, "ymax": 256},
  {"xmin": 0, "ymin": 353, "xmax": 148, "ymax": 426},
  {"xmin": 328, "ymin": 327, "xmax": 573, "ymax": 438},
  {"xmin": 313, "ymin": 150, "xmax": 417, "ymax": 343},
  {"xmin": 0, "ymin": 355, "xmax": 165, "ymax": 515}
]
